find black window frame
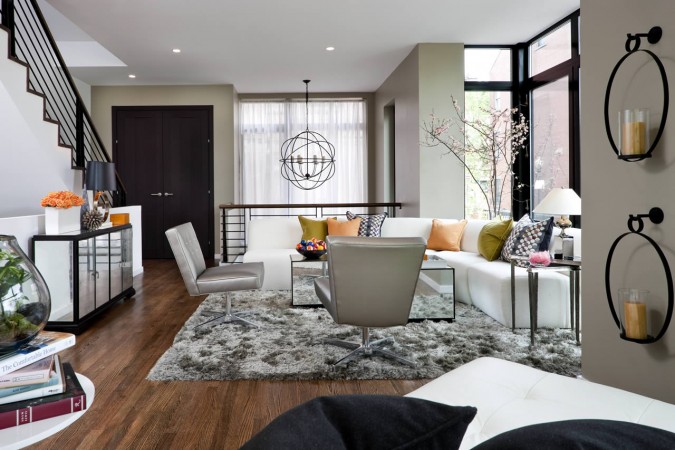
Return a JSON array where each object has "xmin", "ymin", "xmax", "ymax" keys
[{"xmin": 464, "ymin": 9, "xmax": 581, "ymax": 223}]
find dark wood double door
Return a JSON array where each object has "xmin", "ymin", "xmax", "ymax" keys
[{"xmin": 113, "ymin": 106, "xmax": 213, "ymax": 259}]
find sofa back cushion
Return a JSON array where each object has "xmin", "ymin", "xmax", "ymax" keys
[
  {"xmin": 461, "ymin": 219, "xmax": 491, "ymax": 254},
  {"xmin": 247, "ymin": 217, "xmax": 301, "ymax": 250},
  {"xmin": 380, "ymin": 217, "xmax": 435, "ymax": 239}
]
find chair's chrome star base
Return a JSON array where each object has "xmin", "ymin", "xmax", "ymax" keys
[
  {"xmin": 324, "ymin": 328, "xmax": 415, "ymax": 367},
  {"xmin": 195, "ymin": 295, "xmax": 259, "ymax": 328}
]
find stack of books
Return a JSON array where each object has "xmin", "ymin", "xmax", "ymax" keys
[{"xmin": 0, "ymin": 330, "xmax": 86, "ymax": 430}]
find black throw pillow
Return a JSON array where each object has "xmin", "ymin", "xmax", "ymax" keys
[
  {"xmin": 240, "ymin": 394, "xmax": 477, "ymax": 450},
  {"xmin": 471, "ymin": 419, "xmax": 675, "ymax": 450}
]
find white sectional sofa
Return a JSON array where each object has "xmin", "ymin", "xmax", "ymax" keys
[
  {"xmin": 407, "ymin": 357, "xmax": 675, "ymax": 449},
  {"xmin": 242, "ymin": 216, "xmax": 581, "ymax": 329}
]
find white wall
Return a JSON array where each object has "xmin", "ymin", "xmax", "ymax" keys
[{"xmin": 581, "ymin": 0, "xmax": 675, "ymax": 402}]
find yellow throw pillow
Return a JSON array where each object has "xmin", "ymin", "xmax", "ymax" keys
[
  {"xmin": 427, "ymin": 219, "xmax": 467, "ymax": 251},
  {"xmin": 478, "ymin": 218, "xmax": 514, "ymax": 261},
  {"xmin": 298, "ymin": 216, "xmax": 335, "ymax": 241},
  {"xmin": 327, "ymin": 217, "xmax": 362, "ymax": 236}
]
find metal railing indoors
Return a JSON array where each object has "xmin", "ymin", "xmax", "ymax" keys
[
  {"xmin": 0, "ymin": 0, "xmax": 126, "ymax": 204},
  {"xmin": 219, "ymin": 202, "xmax": 402, "ymax": 263}
]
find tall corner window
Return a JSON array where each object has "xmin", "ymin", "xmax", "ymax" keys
[{"xmin": 529, "ymin": 20, "xmax": 572, "ymax": 77}]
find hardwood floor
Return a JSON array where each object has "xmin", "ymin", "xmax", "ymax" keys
[{"xmin": 29, "ymin": 259, "xmax": 429, "ymax": 449}]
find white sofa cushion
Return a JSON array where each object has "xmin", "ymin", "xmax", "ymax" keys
[
  {"xmin": 461, "ymin": 219, "xmax": 491, "ymax": 254},
  {"xmin": 467, "ymin": 260, "xmax": 571, "ymax": 328},
  {"xmin": 247, "ymin": 217, "xmax": 301, "ymax": 250},
  {"xmin": 380, "ymin": 217, "xmax": 435, "ymax": 239},
  {"xmin": 407, "ymin": 357, "xmax": 675, "ymax": 450},
  {"xmin": 243, "ymin": 248, "xmax": 296, "ymax": 290}
]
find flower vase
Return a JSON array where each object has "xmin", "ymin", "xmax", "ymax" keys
[
  {"xmin": 44, "ymin": 207, "xmax": 81, "ymax": 234},
  {"xmin": 0, "ymin": 235, "xmax": 51, "ymax": 353}
]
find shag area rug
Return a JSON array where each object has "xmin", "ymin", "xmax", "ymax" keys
[{"xmin": 147, "ymin": 289, "xmax": 581, "ymax": 381}]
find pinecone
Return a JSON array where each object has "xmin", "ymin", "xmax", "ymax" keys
[{"xmin": 82, "ymin": 209, "xmax": 104, "ymax": 230}]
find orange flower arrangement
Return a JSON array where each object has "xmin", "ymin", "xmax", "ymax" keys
[{"xmin": 40, "ymin": 191, "xmax": 86, "ymax": 209}]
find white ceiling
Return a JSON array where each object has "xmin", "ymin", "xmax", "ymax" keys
[{"xmin": 42, "ymin": 0, "xmax": 579, "ymax": 93}]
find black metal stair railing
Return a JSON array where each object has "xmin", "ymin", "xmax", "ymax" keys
[{"xmin": 0, "ymin": 0, "xmax": 126, "ymax": 205}]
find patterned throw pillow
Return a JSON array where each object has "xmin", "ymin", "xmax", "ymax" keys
[
  {"xmin": 501, "ymin": 214, "xmax": 553, "ymax": 264},
  {"xmin": 346, "ymin": 211, "xmax": 388, "ymax": 237}
]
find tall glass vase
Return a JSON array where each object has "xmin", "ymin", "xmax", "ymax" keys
[{"xmin": 0, "ymin": 235, "xmax": 51, "ymax": 353}]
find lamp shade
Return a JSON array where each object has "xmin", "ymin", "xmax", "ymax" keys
[
  {"xmin": 85, "ymin": 161, "xmax": 117, "ymax": 191},
  {"xmin": 533, "ymin": 188, "xmax": 581, "ymax": 216}
]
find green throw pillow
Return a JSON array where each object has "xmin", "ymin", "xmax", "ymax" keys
[
  {"xmin": 298, "ymin": 216, "xmax": 335, "ymax": 241},
  {"xmin": 478, "ymin": 218, "xmax": 514, "ymax": 261}
]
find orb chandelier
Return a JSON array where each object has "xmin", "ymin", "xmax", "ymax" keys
[{"xmin": 280, "ymin": 80, "xmax": 336, "ymax": 190}]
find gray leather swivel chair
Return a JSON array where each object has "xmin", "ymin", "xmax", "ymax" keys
[
  {"xmin": 166, "ymin": 222, "xmax": 264, "ymax": 328},
  {"xmin": 314, "ymin": 236, "xmax": 426, "ymax": 367}
]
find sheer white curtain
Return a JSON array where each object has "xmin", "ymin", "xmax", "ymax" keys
[{"xmin": 239, "ymin": 99, "xmax": 367, "ymax": 205}]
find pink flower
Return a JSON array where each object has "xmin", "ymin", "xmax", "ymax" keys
[{"xmin": 529, "ymin": 251, "xmax": 551, "ymax": 266}]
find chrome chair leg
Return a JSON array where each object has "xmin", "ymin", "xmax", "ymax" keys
[
  {"xmin": 195, "ymin": 295, "xmax": 259, "ymax": 328},
  {"xmin": 324, "ymin": 327, "xmax": 415, "ymax": 367}
]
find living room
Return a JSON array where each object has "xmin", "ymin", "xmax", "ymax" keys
[{"xmin": 1, "ymin": 0, "xmax": 675, "ymax": 448}]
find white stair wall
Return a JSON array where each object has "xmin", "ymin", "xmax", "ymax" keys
[{"xmin": 0, "ymin": 26, "xmax": 78, "ymax": 218}]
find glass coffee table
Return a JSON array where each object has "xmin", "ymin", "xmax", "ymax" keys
[{"xmin": 289, "ymin": 253, "xmax": 455, "ymax": 321}]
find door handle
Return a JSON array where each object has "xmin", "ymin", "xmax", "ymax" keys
[
  {"xmin": 164, "ymin": 192, "xmax": 174, "ymax": 197},
  {"xmin": 150, "ymin": 192, "xmax": 163, "ymax": 197}
]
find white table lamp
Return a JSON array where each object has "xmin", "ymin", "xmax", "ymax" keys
[{"xmin": 533, "ymin": 188, "xmax": 581, "ymax": 259}]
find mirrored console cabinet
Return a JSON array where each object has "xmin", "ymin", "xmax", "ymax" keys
[{"xmin": 32, "ymin": 224, "xmax": 135, "ymax": 333}]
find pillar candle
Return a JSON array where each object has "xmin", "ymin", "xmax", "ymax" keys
[
  {"xmin": 621, "ymin": 121, "xmax": 646, "ymax": 155},
  {"xmin": 623, "ymin": 301, "xmax": 648, "ymax": 339}
]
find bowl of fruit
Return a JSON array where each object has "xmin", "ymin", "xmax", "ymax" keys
[{"xmin": 296, "ymin": 238, "xmax": 327, "ymax": 259}]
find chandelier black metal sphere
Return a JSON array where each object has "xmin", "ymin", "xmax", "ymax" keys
[{"xmin": 280, "ymin": 80, "xmax": 336, "ymax": 190}]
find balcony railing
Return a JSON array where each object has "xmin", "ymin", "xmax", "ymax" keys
[{"xmin": 219, "ymin": 202, "xmax": 402, "ymax": 263}]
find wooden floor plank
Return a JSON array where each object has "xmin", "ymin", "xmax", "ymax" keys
[{"xmin": 26, "ymin": 260, "xmax": 430, "ymax": 449}]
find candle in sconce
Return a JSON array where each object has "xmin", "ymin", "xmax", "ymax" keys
[
  {"xmin": 619, "ymin": 109, "xmax": 650, "ymax": 155},
  {"xmin": 619, "ymin": 288, "xmax": 649, "ymax": 340}
]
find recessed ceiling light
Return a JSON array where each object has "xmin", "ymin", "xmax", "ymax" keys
[
  {"xmin": 172, "ymin": 48, "xmax": 181, "ymax": 53},
  {"xmin": 128, "ymin": 74, "xmax": 136, "ymax": 79},
  {"xmin": 326, "ymin": 46, "xmax": 335, "ymax": 52}
]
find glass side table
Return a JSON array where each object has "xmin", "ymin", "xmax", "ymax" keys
[
  {"xmin": 289, "ymin": 253, "xmax": 455, "ymax": 321},
  {"xmin": 510, "ymin": 256, "xmax": 581, "ymax": 346},
  {"xmin": 290, "ymin": 253, "xmax": 328, "ymax": 307}
]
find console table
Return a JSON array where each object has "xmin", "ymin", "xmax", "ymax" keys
[
  {"xmin": 510, "ymin": 256, "xmax": 581, "ymax": 346},
  {"xmin": 32, "ymin": 225, "xmax": 135, "ymax": 334}
]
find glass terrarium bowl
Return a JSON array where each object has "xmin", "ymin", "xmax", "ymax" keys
[{"xmin": 0, "ymin": 235, "xmax": 51, "ymax": 354}]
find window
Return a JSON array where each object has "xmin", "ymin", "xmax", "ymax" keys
[
  {"xmin": 464, "ymin": 47, "xmax": 514, "ymax": 219},
  {"xmin": 239, "ymin": 99, "xmax": 367, "ymax": 205},
  {"xmin": 530, "ymin": 21, "xmax": 572, "ymax": 76},
  {"xmin": 464, "ymin": 10, "xmax": 580, "ymax": 221}
]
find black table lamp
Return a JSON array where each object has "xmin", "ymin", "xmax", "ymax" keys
[{"xmin": 85, "ymin": 161, "xmax": 117, "ymax": 222}]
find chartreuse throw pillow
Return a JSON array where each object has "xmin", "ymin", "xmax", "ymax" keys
[
  {"xmin": 478, "ymin": 218, "xmax": 513, "ymax": 261},
  {"xmin": 240, "ymin": 395, "xmax": 477, "ymax": 450},
  {"xmin": 298, "ymin": 216, "xmax": 335, "ymax": 241},
  {"xmin": 427, "ymin": 219, "xmax": 468, "ymax": 251}
]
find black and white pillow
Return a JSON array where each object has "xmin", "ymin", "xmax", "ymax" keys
[
  {"xmin": 346, "ymin": 211, "xmax": 388, "ymax": 237},
  {"xmin": 501, "ymin": 214, "xmax": 553, "ymax": 263}
]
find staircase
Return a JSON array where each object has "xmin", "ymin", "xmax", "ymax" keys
[
  {"xmin": 0, "ymin": 0, "xmax": 125, "ymax": 218},
  {"xmin": 0, "ymin": 25, "xmax": 75, "ymax": 217}
]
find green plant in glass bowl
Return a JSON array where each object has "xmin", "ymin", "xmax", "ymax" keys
[{"xmin": 0, "ymin": 236, "xmax": 51, "ymax": 353}]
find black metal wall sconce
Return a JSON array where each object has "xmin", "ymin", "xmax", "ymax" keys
[
  {"xmin": 605, "ymin": 207, "xmax": 674, "ymax": 343},
  {"xmin": 604, "ymin": 26, "xmax": 669, "ymax": 162}
]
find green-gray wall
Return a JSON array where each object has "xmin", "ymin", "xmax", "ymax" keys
[
  {"xmin": 374, "ymin": 44, "xmax": 465, "ymax": 218},
  {"xmin": 90, "ymin": 85, "xmax": 236, "ymax": 257},
  {"xmin": 581, "ymin": 0, "xmax": 675, "ymax": 402}
]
